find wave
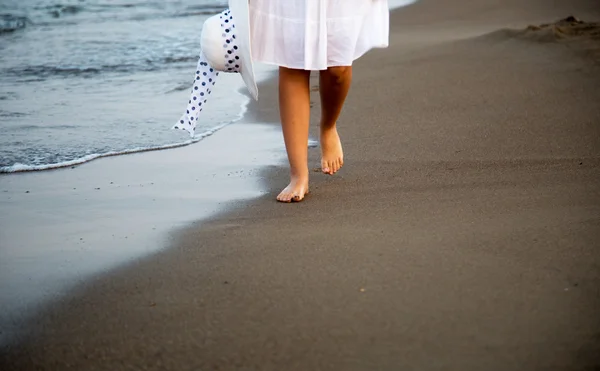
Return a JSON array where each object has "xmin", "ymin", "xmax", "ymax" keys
[
  {"xmin": 0, "ymin": 110, "xmax": 27, "ymax": 118},
  {"xmin": 4, "ymin": 123, "xmax": 80, "ymax": 130},
  {"xmin": 3, "ymin": 63, "xmax": 157, "ymax": 79},
  {"xmin": 0, "ymin": 14, "xmax": 30, "ymax": 34},
  {"xmin": 0, "ymin": 124, "xmax": 228, "ymax": 173},
  {"xmin": 162, "ymin": 56, "xmax": 198, "ymax": 64},
  {"xmin": 46, "ymin": 5, "xmax": 84, "ymax": 18},
  {"xmin": 184, "ymin": 3, "xmax": 227, "ymax": 13},
  {"xmin": 13, "ymin": 2, "xmax": 225, "ymax": 27},
  {"xmin": 0, "ymin": 84, "xmax": 254, "ymax": 174},
  {"xmin": 3, "ymin": 54, "xmax": 197, "ymax": 80}
]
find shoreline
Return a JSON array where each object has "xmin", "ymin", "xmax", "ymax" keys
[
  {"xmin": 0, "ymin": 120, "xmax": 287, "ymax": 346},
  {"xmin": 2, "ymin": 0, "xmax": 600, "ymax": 369},
  {"xmin": 0, "ymin": 57, "xmax": 279, "ymax": 344}
]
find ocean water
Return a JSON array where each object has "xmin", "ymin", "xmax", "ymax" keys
[{"xmin": 0, "ymin": 0, "xmax": 247, "ymax": 172}]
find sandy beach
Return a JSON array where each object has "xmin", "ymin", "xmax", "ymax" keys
[{"xmin": 1, "ymin": 0, "xmax": 600, "ymax": 370}]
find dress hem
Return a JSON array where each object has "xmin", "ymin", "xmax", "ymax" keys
[{"xmin": 252, "ymin": 44, "xmax": 388, "ymax": 71}]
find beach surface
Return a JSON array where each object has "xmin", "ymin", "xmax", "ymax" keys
[{"xmin": 2, "ymin": 0, "xmax": 600, "ymax": 370}]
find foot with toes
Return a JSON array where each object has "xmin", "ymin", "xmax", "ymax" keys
[
  {"xmin": 277, "ymin": 175, "xmax": 309, "ymax": 203},
  {"xmin": 320, "ymin": 126, "xmax": 344, "ymax": 175}
]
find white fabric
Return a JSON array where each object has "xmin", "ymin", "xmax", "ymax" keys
[
  {"xmin": 173, "ymin": 9, "xmax": 244, "ymax": 137},
  {"xmin": 174, "ymin": 1, "xmax": 258, "ymax": 138},
  {"xmin": 230, "ymin": 0, "xmax": 258, "ymax": 100},
  {"xmin": 249, "ymin": 0, "xmax": 389, "ymax": 70}
]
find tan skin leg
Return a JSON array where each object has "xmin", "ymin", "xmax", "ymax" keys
[
  {"xmin": 319, "ymin": 66, "xmax": 352, "ymax": 175},
  {"xmin": 276, "ymin": 65, "xmax": 352, "ymax": 202},
  {"xmin": 277, "ymin": 66, "xmax": 311, "ymax": 202}
]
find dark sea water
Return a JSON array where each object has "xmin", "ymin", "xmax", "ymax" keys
[{"xmin": 0, "ymin": 0, "xmax": 251, "ymax": 172}]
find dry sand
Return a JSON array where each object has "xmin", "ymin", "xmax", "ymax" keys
[{"xmin": 2, "ymin": 0, "xmax": 600, "ymax": 370}]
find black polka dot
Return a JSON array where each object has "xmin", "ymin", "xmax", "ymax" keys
[
  {"xmin": 193, "ymin": 97, "xmax": 196, "ymax": 100},
  {"xmin": 192, "ymin": 107, "xmax": 195, "ymax": 110},
  {"xmin": 202, "ymin": 82, "xmax": 206, "ymax": 86},
  {"xmin": 194, "ymin": 86, "xmax": 198, "ymax": 90},
  {"xmin": 180, "ymin": 120, "xmax": 184, "ymax": 123}
]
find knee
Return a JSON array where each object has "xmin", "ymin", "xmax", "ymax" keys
[{"xmin": 325, "ymin": 66, "xmax": 352, "ymax": 84}]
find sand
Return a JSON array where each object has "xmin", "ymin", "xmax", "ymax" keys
[{"xmin": 1, "ymin": 0, "xmax": 600, "ymax": 370}]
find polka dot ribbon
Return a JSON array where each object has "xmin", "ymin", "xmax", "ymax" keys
[{"xmin": 174, "ymin": 9, "xmax": 242, "ymax": 137}]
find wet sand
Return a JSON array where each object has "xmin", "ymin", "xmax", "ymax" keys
[
  {"xmin": 2, "ymin": 0, "xmax": 600, "ymax": 370},
  {"xmin": 0, "ymin": 121, "xmax": 286, "ymax": 345}
]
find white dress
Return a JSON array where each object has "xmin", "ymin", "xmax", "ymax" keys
[{"xmin": 248, "ymin": 0, "xmax": 389, "ymax": 70}]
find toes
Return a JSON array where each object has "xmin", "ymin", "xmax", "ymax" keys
[
  {"xmin": 330, "ymin": 160, "xmax": 338, "ymax": 174},
  {"xmin": 277, "ymin": 192, "xmax": 292, "ymax": 203},
  {"xmin": 321, "ymin": 159, "xmax": 344, "ymax": 175},
  {"xmin": 334, "ymin": 158, "xmax": 343, "ymax": 173},
  {"xmin": 277, "ymin": 187, "xmax": 308, "ymax": 203}
]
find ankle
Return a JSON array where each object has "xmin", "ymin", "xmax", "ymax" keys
[{"xmin": 290, "ymin": 167, "xmax": 309, "ymax": 179}]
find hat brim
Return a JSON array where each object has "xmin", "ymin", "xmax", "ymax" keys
[{"xmin": 229, "ymin": 0, "xmax": 258, "ymax": 101}]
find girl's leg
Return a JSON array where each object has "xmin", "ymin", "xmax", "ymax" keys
[
  {"xmin": 277, "ymin": 66, "xmax": 311, "ymax": 202},
  {"xmin": 319, "ymin": 66, "xmax": 352, "ymax": 175}
]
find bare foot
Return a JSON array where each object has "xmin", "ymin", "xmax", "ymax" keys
[
  {"xmin": 320, "ymin": 126, "xmax": 344, "ymax": 175},
  {"xmin": 277, "ymin": 175, "xmax": 309, "ymax": 203}
]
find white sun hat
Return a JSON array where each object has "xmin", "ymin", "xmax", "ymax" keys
[{"xmin": 173, "ymin": 0, "xmax": 258, "ymax": 137}]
